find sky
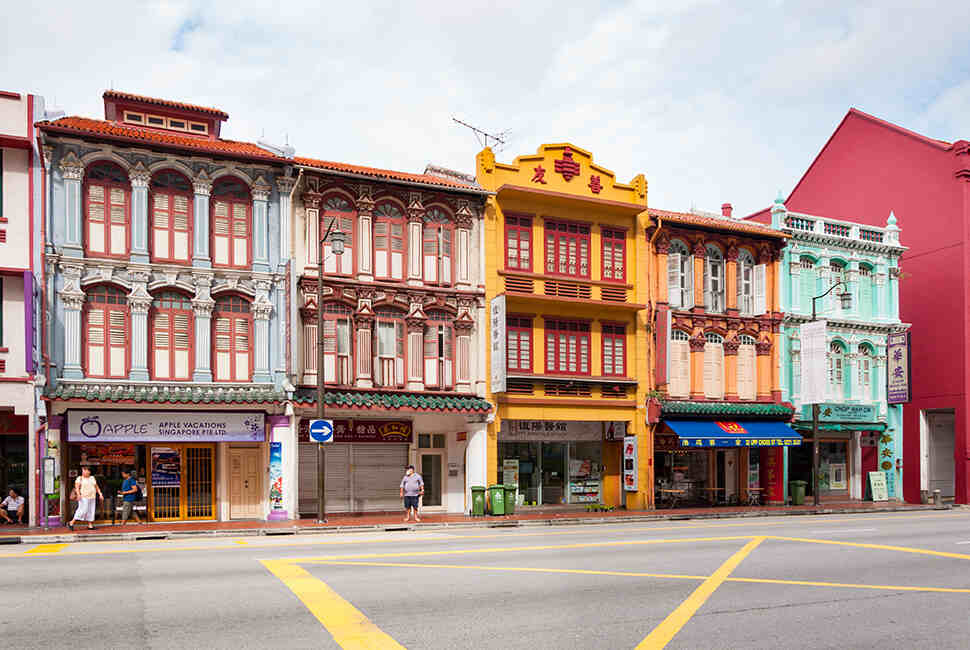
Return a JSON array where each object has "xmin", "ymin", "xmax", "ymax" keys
[{"xmin": 4, "ymin": 0, "xmax": 970, "ymax": 216}]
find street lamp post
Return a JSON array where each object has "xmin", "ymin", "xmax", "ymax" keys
[
  {"xmin": 317, "ymin": 224, "xmax": 346, "ymax": 524},
  {"xmin": 809, "ymin": 282, "xmax": 852, "ymax": 507}
]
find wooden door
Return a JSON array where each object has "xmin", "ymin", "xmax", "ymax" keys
[{"xmin": 230, "ymin": 448, "xmax": 261, "ymax": 519}]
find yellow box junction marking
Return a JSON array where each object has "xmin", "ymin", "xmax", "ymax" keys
[
  {"xmin": 24, "ymin": 543, "xmax": 67, "ymax": 555},
  {"xmin": 262, "ymin": 559, "xmax": 405, "ymax": 650}
]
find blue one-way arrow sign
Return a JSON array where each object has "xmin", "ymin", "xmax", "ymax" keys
[{"xmin": 308, "ymin": 419, "xmax": 334, "ymax": 443}]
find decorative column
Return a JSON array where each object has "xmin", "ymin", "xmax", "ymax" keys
[
  {"xmin": 354, "ymin": 310, "xmax": 374, "ymax": 389},
  {"xmin": 59, "ymin": 262, "xmax": 85, "ymax": 379},
  {"xmin": 845, "ymin": 260, "xmax": 860, "ymax": 320},
  {"xmin": 127, "ymin": 272, "xmax": 152, "ymax": 381},
  {"xmin": 356, "ymin": 184, "xmax": 375, "ymax": 281},
  {"xmin": 129, "ymin": 162, "xmax": 151, "ymax": 263},
  {"xmin": 689, "ymin": 333, "xmax": 706, "ymax": 399},
  {"xmin": 723, "ymin": 336, "xmax": 739, "ymax": 400},
  {"xmin": 455, "ymin": 200, "xmax": 475, "ymax": 289},
  {"xmin": 192, "ymin": 171, "xmax": 213, "ymax": 268},
  {"xmin": 726, "ymin": 245, "xmax": 739, "ymax": 313},
  {"xmin": 252, "ymin": 176, "xmax": 272, "ymax": 273},
  {"xmin": 274, "ymin": 277, "xmax": 287, "ymax": 386},
  {"xmin": 816, "ymin": 256, "xmax": 830, "ymax": 314},
  {"xmin": 276, "ymin": 175, "xmax": 297, "ymax": 264},
  {"xmin": 407, "ymin": 192, "xmax": 425, "ymax": 286},
  {"xmin": 789, "ymin": 251, "xmax": 801, "ymax": 314},
  {"xmin": 253, "ymin": 293, "xmax": 273, "ymax": 383},
  {"xmin": 756, "ymin": 340, "xmax": 773, "ymax": 401},
  {"xmin": 692, "ymin": 241, "xmax": 706, "ymax": 311},
  {"xmin": 192, "ymin": 275, "xmax": 215, "ymax": 382},
  {"xmin": 406, "ymin": 312, "xmax": 425, "ymax": 392},
  {"xmin": 59, "ymin": 152, "xmax": 84, "ymax": 257},
  {"xmin": 464, "ymin": 416, "xmax": 488, "ymax": 514}
]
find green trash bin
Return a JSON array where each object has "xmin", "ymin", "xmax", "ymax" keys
[
  {"xmin": 789, "ymin": 480, "xmax": 807, "ymax": 506},
  {"xmin": 503, "ymin": 484, "xmax": 517, "ymax": 515},
  {"xmin": 488, "ymin": 484, "xmax": 505, "ymax": 515},
  {"xmin": 470, "ymin": 486, "xmax": 486, "ymax": 516}
]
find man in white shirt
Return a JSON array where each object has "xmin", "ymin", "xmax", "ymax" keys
[{"xmin": 0, "ymin": 489, "xmax": 24, "ymax": 524}]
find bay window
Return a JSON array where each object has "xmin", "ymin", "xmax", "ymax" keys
[
  {"xmin": 84, "ymin": 161, "xmax": 130, "ymax": 259},
  {"xmin": 212, "ymin": 295, "xmax": 252, "ymax": 382},
  {"xmin": 545, "ymin": 220, "xmax": 590, "ymax": 278},
  {"xmin": 84, "ymin": 285, "xmax": 129, "ymax": 378},
  {"xmin": 211, "ymin": 177, "xmax": 251, "ymax": 269},
  {"xmin": 151, "ymin": 291, "xmax": 193, "ymax": 380},
  {"xmin": 150, "ymin": 170, "xmax": 193, "ymax": 263},
  {"xmin": 505, "ymin": 215, "xmax": 532, "ymax": 271},
  {"xmin": 601, "ymin": 228, "xmax": 626, "ymax": 282},
  {"xmin": 544, "ymin": 319, "xmax": 590, "ymax": 375},
  {"xmin": 601, "ymin": 323, "xmax": 626, "ymax": 377},
  {"xmin": 506, "ymin": 316, "xmax": 533, "ymax": 372},
  {"xmin": 374, "ymin": 202, "xmax": 405, "ymax": 280}
]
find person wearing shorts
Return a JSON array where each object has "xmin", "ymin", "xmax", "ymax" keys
[
  {"xmin": 119, "ymin": 469, "xmax": 142, "ymax": 525},
  {"xmin": 400, "ymin": 465, "xmax": 424, "ymax": 523}
]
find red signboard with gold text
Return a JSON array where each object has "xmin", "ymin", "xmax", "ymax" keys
[{"xmin": 299, "ymin": 419, "xmax": 412, "ymax": 443}]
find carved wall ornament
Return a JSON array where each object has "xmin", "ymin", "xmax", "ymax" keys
[
  {"xmin": 726, "ymin": 245, "xmax": 739, "ymax": 262},
  {"xmin": 59, "ymin": 151, "xmax": 84, "ymax": 181},
  {"xmin": 654, "ymin": 233, "xmax": 670, "ymax": 254},
  {"xmin": 252, "ymin": 176, "xmax": 272, "ymax": 202},
  {"xmin": 689, "ymin": 334, "xmax": 707, "ymax": 352},
  {"xmin": 692, "ymin": 240, "xmax": 707, "ymax": 258},
  {"xmin": 755, "ymin": 340, "xmax": 773, "ymax": 356},
  {"xmin": 722, "ymin": 338, "xmax": 740, "ymax": 355},
  {"xmin": 276, "ymin": 175, "xmax": 297, "ymax": 196},
  {"xmin": 129, "ymin": 161, "xmax": 151, "ymax": 188},
  {"xmin": 192, "ymin": 299, "xmax": 215, "ymax": 317},
  {"xmin": 302, "ymin": 190, "xmax": 323, "ymax": 210},
  {"xmin": 252, "ymin": 298, "xmax": 274, "ymax": 320}
]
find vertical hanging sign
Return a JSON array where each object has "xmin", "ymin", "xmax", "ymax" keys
[
  {"xmin": 623, "ymin": 436, "xmax": 638, "ymax": 492},
  {"xmin": 269, "ymin": 442, "xmax": 283, "ymax": 513},
  {"xmin": 490, "ymin": 295, "xmax": 507, "ymax": 393},
  {"xmin": 800, "ymin": 320, "xmax": 828, "ymax": 404},
  {"xmin": 887, "ymin": 332, "xmax": 911, "ymax": 404}
]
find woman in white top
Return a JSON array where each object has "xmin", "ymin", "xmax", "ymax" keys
[{"xmin": 68, "ymin": 466, "xmax": 103, "ymax": 531}]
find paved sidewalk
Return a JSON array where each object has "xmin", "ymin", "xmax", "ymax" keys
[{"xmin": 0, "ymin": 500, "xmax": 946, "ymax": 545}]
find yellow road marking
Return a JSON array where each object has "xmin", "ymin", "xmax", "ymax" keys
[
  {"xmin": 262, "ymin": 559, "xmax": 404, "ymax": 649},
  {"xmin": 24, "ymin": 543, "xmax": 67, "ymax": 554},
  {"xmin": 313, "ymin": 560, "xmax": 708, "ymax": 581},
  {"xmin": 727, "ymin": 576, "xmax": 970, "ymax": 593},
  {"xmin": 772, "ymin": 536, "xmax": 970, "ymax": 561},
  {"xmin": 637, "ymin": 536, "xmax": 766, "ymax": 650},
  {"xmin": 234, "ymin": 540, "xmax": 249, "ymax": 545}
]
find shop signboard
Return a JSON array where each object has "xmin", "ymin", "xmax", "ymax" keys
[
  {"xmin": 887, "ymin": 332, "xmax": 911, "ymax": 404},
  {"xmin": 800, "ymin": 320, "xmax": 828, "ymax": 405},
  {"xmin": 67, "ymin": 411, "xmax": 265, "ymax": 443},
  {"xmin": 298, "ymin": 419, "xmax": 413, "ymax": 443},
  {"xmin": 490, "ymin": 295, "xmax": 507, "ymax": 394},
  {"xmin": 151, "ymin": 448, "xmax": 180, "ymax": 487},
  {"xmin": 502, "ymin": 459, "xmax": 519, "ymax": 487},
  {"xmin": 800, "ymin": 403, "xmax": 878, "ymax": 424},
  {"xmin": 884, "ymin": 469, "xmax": 897, "ymax": 499},
  {"xmin": 499, "ymin": 420, "xmax": 602, "ymax": 442},
  {"xmin": 867, "ymin": 471, "xmax": 888, "ymax": 501},
  {"xmin": 623, "ymin": 436, "xmax": 638, "ymax": 492}
]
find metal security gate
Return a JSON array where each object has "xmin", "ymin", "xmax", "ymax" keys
[
  {"xmin": 148, "ymin": 443, "xmax": 214, "ymax": 521},
  {"xmin": 298, "ymin": 443, "xmax": 407, "ymax": 515}
]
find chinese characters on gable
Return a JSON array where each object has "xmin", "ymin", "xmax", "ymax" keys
[
  {"xmin": 554, "ymin": 147, "xmax": 581, "ymax": 181},
  {"xmin": 528, "ymin": 147, "xmax": 606, "ymax": 195}
]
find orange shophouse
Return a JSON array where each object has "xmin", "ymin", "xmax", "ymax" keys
[
  {"xmin": 647, "ymin": 205, "xmax": 798, "ymax": 507},
  {"xmin": 477, "ymin": 143, "xmax": 654, "ymax": 510}
]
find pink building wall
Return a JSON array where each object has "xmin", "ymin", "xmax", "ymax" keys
[{"xmin": 749, "ymin": 109, "xmax": 970, "ymax": 504}]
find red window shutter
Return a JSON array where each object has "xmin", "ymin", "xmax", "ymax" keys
[
  {"xmin": 153, "ymin": 312, "xmax": 171, "ymax": 379},
  {"xmin": 86, "ymin": 308, "xmax": 106, "ymax": 377},
  {"xmin": 86, "ymin": 184, "xmax": 107, "ymax": 255},
  {"xmin": 423, "ymin": 226, "xmax": 439, "ymax": 283},
  {"xmin": 213, "ymin": 316, "xmax": 231, "ymax": 381},
  {"xmin": 234, "ymin": 316, "xmax": 251, "ymax": 381},
  {"xmin": 231, "ymin": 203, "xmax": 249, "ymax": 267},
  {"xmin": 152, "ymin": 193, "xmax": 171, "ymax": 260},
  {"xmin": 212, "ymin": 201, "xmax": 231, "ymax": 266},
  {"xmin": 107, "ymin": 308, "xmax": 127, "ymax": 378}
]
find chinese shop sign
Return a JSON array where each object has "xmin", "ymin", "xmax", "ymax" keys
[
  {"xmin": 299, "ymin": 419, "xmax": 413, "ymax": 444},
  {"xmin": 887, "ymin": 332, "xmax": 911, "ymax": 404}
]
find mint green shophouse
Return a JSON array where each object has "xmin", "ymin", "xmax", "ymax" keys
[{"xmin": 769, "ymin": 195, "xmax": 907, "ymax": 502}]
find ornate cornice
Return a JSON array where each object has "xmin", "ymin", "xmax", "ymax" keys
[
  {"xmin": 252, "ymin": 299, "xmax": 273, "ymax": 320},
  {"xmin": 193, "ymin": 170, "xmax": 212, "ymax": 197},
  {"xmin": 303, "ymin": 190, "xmax": 323, "ymax": 210},
  {"xmin": 755, "ymin": 340, "xmax": 772, "ymax": 356},
  {"xmin": 276, "ymin": 175, "xmax": 297, "ymax": 196},
  {"xmin": 688, "ymin": 334, "xmax": 706, "ymax": 352},
  {"xmin": 252, "ymin": 176, "xmax": 272, "ymax": 202},
  {"xmin": 723, "ymin": 338, "xmax": 740, "ymax": 355}
]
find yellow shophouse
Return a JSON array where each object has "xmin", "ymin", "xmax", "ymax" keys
[{"xmin": 477, "ymin": 144, "xmax": 653, "ymax": 510}]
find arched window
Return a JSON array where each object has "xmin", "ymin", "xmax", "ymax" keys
[
  {"xmin": 737, "ymin": 249, "xmax": 756, "ymax": 316},
  {"xmin": 374, "ymin": 202, "xmax": 405, "ymax": 280},
  {"xmin": 858, "ymin": 344, "xmax": 873, "ymax": 401},
  {"xmin": 704, "ymin": 245, "xmax": 725, "ymax": 313},
  {"xmin": 669, "ymin": 329, "xmax": 691, "ymax": 398},
  {"xmin": 666, "ymin": 240, "xmax": 693, "ymax": 309},
  {"xmin": 84, "ymin": 161, "xmax": 130, "ymax": 258},
  {"xmin": 423, "ymin": 207, "xmax": 454, "ymax": 285},
  {"xmin": 150, "ymin": 170, "xmax": 193, "ymax": 263},
  {"xmin": 211, "ymin": 177, "xmax": 251, "ymax": 268},
  {"xmin": 151, "ymin": 291, "xmax": 193, "ymax": 380},
  {"xmin": 321, "ymin": 302, "xmax": 353, "ymax": 385},
  {"xmin": 321, "ymin": 195, "xmax": 355, "ymax": 276},
  {"xmin": 858, "ymin": 264, "xmax": 874, "ymax": 320},
  {"xmin": 84, "ymin": 285, "xmax": 129, "ymax": 378},
  {"xmin": 704, "ymin": 332, "xmax": 724, "ymax": 399},
  {"xmin": 212, "ymin": 295, "xmax": 252, "ymax": 381},
  {"xmin": 373, "ymin": 307, "xmax": 405, "ymax": 388},
  {"xmin": 829, "ymin": 341, "xmax": 846, "ymax": 400},
  {"xmin": 829, "ymin": 261, "xmax": 846, "ymax": 314},
  {"xmin": 799, "ymin": 256, "xmax": 816, "ymax": 314},
  {"xmin": 424, "ymin": 310, "xmax": 454, "ymax": 389},
  {"xmin": 737, "ymin": 334, "xmax": 757, "ymax": 401}
]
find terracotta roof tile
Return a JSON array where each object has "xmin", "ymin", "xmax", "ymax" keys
[
  {"xmin": 650, "ymin": 207, "xmax": 788, "ymax": 238},
  {"xmin": 103, "ymin": 90, "xmax": 229, "ymax": 119},
  {"xmin": 295, "ymin": 156, "xmax": 484, "ymax": 192},
  {"xmin": 37, "ymin": 116, "xmax": 284, "ymax": 162},
  {"xmin": 293, "ymin": 387, "xmax": 492, "ymax": 413},
  {"xmin": 661, "ymin": 400, "xmax": 795, "ymax": 419}
]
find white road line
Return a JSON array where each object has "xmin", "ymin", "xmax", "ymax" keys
[
  {"xmin": 808, "ymin": 528, "xmax": 877, "ymax": 534},
  {"xmin": 955, "ymin": 541, "xmax": 970, "ymax": 545}
]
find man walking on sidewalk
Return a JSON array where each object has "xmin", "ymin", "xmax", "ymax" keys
[
  {"xmin": 400, "ymin": 465, "xmax": 424, "ymax": 523},
  {"xmin": 119, "ymin": 469, "xmax": 142, "ymax": 525}
]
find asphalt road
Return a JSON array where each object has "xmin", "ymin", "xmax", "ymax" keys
[{"xmin": 3, "ymin": 510, "xmax": 970, "ymax": 649}]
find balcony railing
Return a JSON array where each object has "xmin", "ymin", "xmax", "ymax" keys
[{"xmin": 785, "ymin": 212, "xmax": 899, "ymax": 246}]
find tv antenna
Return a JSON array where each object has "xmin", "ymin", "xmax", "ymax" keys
[{"xmin": 453, "ymin": 117, "xmax": 509, "ymax": 151}]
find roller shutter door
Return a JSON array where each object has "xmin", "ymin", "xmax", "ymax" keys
[
  {"xmin": 351, "ymin": 445, "xmax": 409, "ymax": 512},
  {"xmin": 298, "ymin": 443, "xmax": 351, "ymax": 515}
]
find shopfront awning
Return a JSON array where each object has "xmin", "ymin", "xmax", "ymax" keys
[{"xmin": 665, "ymin": 420, "xmax": 802, "ymax": 448}]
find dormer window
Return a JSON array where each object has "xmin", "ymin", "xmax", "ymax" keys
[
  {"xmin": 146, "ymin": 115, "xmax": 165, "ymax": 127},
  {"xmin": 168, "ymin": 118, "xmax": 186, "ymax": 130},
  {"xmin": 123, "ymin": 112, "xmax": 143, "ymax": 124},
  {"xmin": 189, "ymin": 122, "xmax": 208, "ymax": 134}
]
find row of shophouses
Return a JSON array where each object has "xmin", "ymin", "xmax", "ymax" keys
[{"xmin": 2, "ymin": 87, "xmax": 947, "ymax": 527}]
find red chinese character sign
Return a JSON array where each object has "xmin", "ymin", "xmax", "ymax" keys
[
  {"xmin": 760, "ymin": 448, "xmax": 784, "ymax": 504},
  {"xmin": 554, "ymin": 147, "xmax": 581, "ymax": 181},
  {"xmin": 531, "ymin": 165, "xmax": 548, "ymax": 184},
  {"xmin": 588, "ymin": 175, "xmax": 602, "ymax": 194}
]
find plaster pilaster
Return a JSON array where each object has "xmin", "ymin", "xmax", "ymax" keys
[
  {"xmin": 192, "ymin": 172, "xmax": 212, "ymax": 268},
  {"xmin": 129, "ymin": 163, "xmax": 151, "ymax": 263}
]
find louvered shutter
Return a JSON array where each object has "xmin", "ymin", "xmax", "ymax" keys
[
  {"xmin": 234, "ymin": 317, "xmax": 250, "ymax": 381},
  {"xmin": 336, "ymin": 319, "xmax": 351, "ymax": 384},
  {"xmin": 213, "ymin": 201, "xmax": 231, "ymax": 266},
  {"xmin": 443, "ymin": 325, "xmax": 454, "ymax": 388},
  {"xmin": 669, "ymin": 340, "xmax": 690, "ymax": 398},
  {"xmin": 738, "ymin": 344, "xmax": 756, "ymax": 400},
  {"xmin": 507, "ymin": 331, "xmax": 519, "ymax": 371},
  {"xmin": 214, "ymin": 317, "xmax": 231, "ymax": 380},
  {"xmin": 704, "ymin": 342, "xmax": 723, "ymax": 399},
  {"xmin": 860, "ymin": 274, "xmax": 873, "ymax": 319},
  {"xmin": 174, "ymin": 312, "xmax": 191, "ymax": 379},
  {"xmin": 87, "ymin": 309, "xmax": 106, "ymax": 377},
  {"xmin": 394, "ymin": 321, "xmax": 404, "ymax": 387},
  {"xmin": 391, "ymin": 222, "xmax": 404, "ymax": 279},
  {"xmin": 754, "ymin": 264, "xmax": 767, "ymax": 315},
  {"xmin": 322, "ymin": 319, "xmax": 336, "ymax": 383},
  {"xmin": 153, "ymin": 194, "xmax": 171, "ymax": 259},
  {"xmin": 424, "ymin": 326, "xmax": 438, "ymax": 387},
  {"xmin": 87, "ymin": 185, "xmax": 107, "ymax": 254},
  {"xmin": 153, "ymin": 312, "xmax": 171, "ymax": 379},
  {"xmin": 232, "ymin": 203, "xmax": 249, "ymax": 267},
  {"xmin": 339, "ymin": 217, "xmax": 354, "ymax": 275},
  {"xmin": 603, "ymin": 336, "xmax": 613, "ymax": 376},
  {"xmin": 173, "ymin": 195, "xmax": 190, "ymax": 261},
  {"xmin": 546, "ymin": 330, "xmax": 556, "ymax": 373},
  {"xmin": 441, "ymin": 228, "xmax": 452, "ymax": 284},
  {"xmin": 704, "ymin": 259, "xmax": 713, "ymax": 310},
  {"xmin": 108, "ymin": 309, "xmax": 127, "ymax": 377},
  {"xmin": 321, "ymin": 216, "xmax": 337, "ymax": 274},
  {"xmin": 667, "ymin": 253, "xmax": 681, "ymax": 307},
  {"xmin": 374, "ymin": 221, "xmax": 389, "ymax": 278},
  {"xmin": 614, "ymin": 334, "xmax": 625, "ymax": 375},
  {"xmin": 109, "ymin": 188, "xmax": 128, "ymax": 255},
  {"xmin": 423, "ymin": 226, "xmax": 438, "ymax": 283}
]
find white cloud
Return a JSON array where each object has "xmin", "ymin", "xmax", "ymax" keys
[{"xmin": 4, "ymin": 0, "xmax": 969, "ymax": 215}]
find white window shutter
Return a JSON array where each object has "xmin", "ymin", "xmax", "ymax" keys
[
  {"xmin": 667, "ymin": 253, "xmax": 681, "ymax": 308},
  {"xmin": 754, "ymin": 264, "xmax": 767, "ymax": 315},
  {"xmin": 669, "ymin": 340, "xmax": 690, "ymax": 398},
  {"xmin": 738, "ymin": 345, "xmax": 756, "ymax": 400},
  {"xmin": 704, "ymin": 259, "xmax": 713, "ymax": 310}
]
